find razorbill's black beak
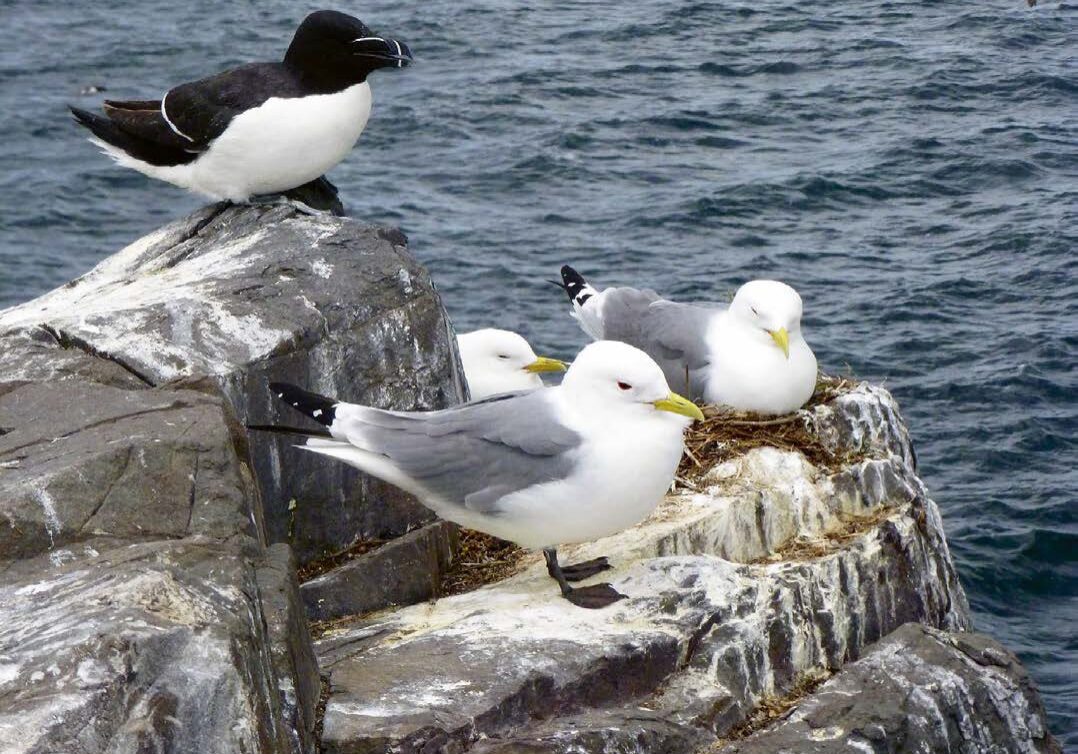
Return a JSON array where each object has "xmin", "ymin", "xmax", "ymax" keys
[{"xmin": 353, "ymin": 37, "xmax": 413, "ymax": 68}]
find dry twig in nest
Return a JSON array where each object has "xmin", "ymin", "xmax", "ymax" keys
[
  {"xmin": 296, "ymin": 538, "xmax": 387, "ymax": 583},
  {"xmin": 711, "ymin": 669, "xmax": 833, "ymax": 747},
  {"xmin": 752, "ymin": 505, "xmax": 897, "ymax": 564},
  {"xmin": 678, "ymin": 374, "xmax": 861, "ymax": 484},
  {"xmin": 438, "ymin": 529, "xmax": 526, "ymax": 597}
]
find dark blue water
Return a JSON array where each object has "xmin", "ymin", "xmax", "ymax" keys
[{"xmin": 2, "ymin": 0, "xmax": 1075, "ymax": 743}]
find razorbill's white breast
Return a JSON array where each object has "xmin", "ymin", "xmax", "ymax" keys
[{"xmin": 70, "ymin": 10, "xmax": 412, "ymax": 204}]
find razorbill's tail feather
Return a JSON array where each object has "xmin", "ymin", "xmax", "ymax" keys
[{"xmin": 70, "ymin": 106, "xmax": 196, "ymax": 167}]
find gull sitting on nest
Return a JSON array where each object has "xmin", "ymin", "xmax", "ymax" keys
[
  {"xmin": 556, "ymin": 265, "xmax": 818, "ymax": 415},
  {"xmin": 456, "ymin": 328, "xmax": 566, "ymax": 399}
]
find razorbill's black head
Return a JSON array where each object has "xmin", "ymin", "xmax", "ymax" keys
[
  {"xmin": 285, "ymin": 10, "xmax": 413, "ymax": 91},
  {"xmin": 69, "ymin": 9, "xmax": 413, "ymax": 205}
]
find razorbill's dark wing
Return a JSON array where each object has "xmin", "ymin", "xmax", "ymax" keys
[{"xmin": 70, "ymin": 63, "xmax": 302, "ymax": 168}]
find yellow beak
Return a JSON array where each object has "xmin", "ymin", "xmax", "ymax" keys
[
  {"xmin": 769, "ymin": 327, "xmax": 790, "ymax": 359},
  {"xmin": 523, "ymin": 356, "xmax": 568, "ymax": 374},
  {"xmin": 653, "ymin": 391, "xmax": 705, "ymax": 422}
]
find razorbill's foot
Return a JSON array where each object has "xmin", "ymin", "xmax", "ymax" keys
[
  {"xmin": 249, "ymin": 340, "xmax": 704, "ymax": 608},
  {"xmin": 70, "ymin": 10, "xmax": 412, "ymax": 202},
  {"xmin": 249, "ymin": 176, "xmax": 344, "ymax": 216}
]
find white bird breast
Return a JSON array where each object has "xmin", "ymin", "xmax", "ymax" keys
[
  {"xmin": 194, "ymin": 82, "xmax": 373, "ymax": 199},
  {"xmin": 477, "ymin": 409, "xmax": 687, "ymax": 549},
  {"xmin": 96, "ymin": 82, "xmax": 373, "ymax": 201}
]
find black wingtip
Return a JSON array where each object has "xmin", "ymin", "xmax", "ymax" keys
[
  {"xmin": 247, "ymin": 423, "xmax": 333, "ymax": 439},
  {"xmin": 559, "ymin": 265, "xmax": 593, "ymax": 307},
  {"xmin": 269, "ymin": 382, "xmax": 337, "ymax": 427}
]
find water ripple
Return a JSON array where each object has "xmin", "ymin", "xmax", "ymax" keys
[{"xmin": 1, "ymin": 0, "xmax": 1076, "ymax": 745}]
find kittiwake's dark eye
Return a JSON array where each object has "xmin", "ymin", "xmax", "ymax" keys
[
  {"xmin": 617, "ymin": 381, "xmax": 632, "ymax": 391},
  {"xmin": 751, "ymin": 307, "xmax": 759, "ymax": 316},
  {"xmin": 498, "ymin": 354, "xmax": 510, "ymax": 360}
]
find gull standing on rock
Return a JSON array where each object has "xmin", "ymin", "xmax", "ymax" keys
[
  {"xmin": 556, "ymin": 265, "xmax": 818, "ymax": 415},
  {"xmin": 69, "ymin": 10, "xmax": 412, "ymax": 208},
  {"xmin": 251, "ymin": 340, "xmax": 703, "ymax": 609},
  {"xmin": 457, "ymin": 329, "xmax": 567, "ymax": 399}
]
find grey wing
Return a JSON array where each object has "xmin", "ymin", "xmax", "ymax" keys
[
  {"xmin": 598, "ymin": 288, "xmax": 718, "ymax": 397},
  {"xmin": 337, "ymin": 391, "xmax": 582, "ymax": 514}
]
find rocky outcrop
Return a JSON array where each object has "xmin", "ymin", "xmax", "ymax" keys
[
  {"xmin": 312, "ymin": 386, "xmax": 974, "ymax": 754},
  {"xmin": 0, "ymin": 202, "xmax": 466, "ymax": 564},
  {"xmin": 0, "ymin": 539, "xmax": 290, "ymax": 754},
  {"xmin": 257, "ymin": 543, "xmax": 323, "ymax": 754},
  {"xmin": 0, "ymin": 205, "xmax": 1058, "ymax": 754},
  {"xmin": 0, "ymin": 204, "xmax": 465, "ymax": 753},
  {"xmin": 301, "ymin": 521, "xmax": 457, "ymax": 622},
  {"xmin": 0, "ymin": 379, "xmax": 255, "ymax": 562},
  {"xmin": 716, "ymin": 623, "xmax": 1062, "ymax": 754}
]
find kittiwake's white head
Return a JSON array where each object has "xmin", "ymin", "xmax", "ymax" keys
[
  {"xmin": 560, "ymin": 340, "xmax": 704, "ymax": 425},
  {"xmin": 457, "ymin": 329, "xmax": 567, "ymax": 400},
  {"xmin": 728, "ymin": 280, "xmax": 806, "ymax": 359}
]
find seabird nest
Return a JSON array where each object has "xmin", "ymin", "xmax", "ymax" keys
[{"xmin": 677, "ymin": 373, "xmax": 860, "ymax": 486}]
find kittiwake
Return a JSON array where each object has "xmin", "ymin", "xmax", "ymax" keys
[
  {"xmin": 251, "ymin": 340, "xmax": 704, "ymax": 609},
  {"xmin": 556, "ymin": 265, "xmax": 818, "ymax": 415},
  {"xmin": 457, "ymin": 328, "xmax": 567, "ymax": 399}
]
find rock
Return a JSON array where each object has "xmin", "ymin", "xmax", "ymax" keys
[
  {"xmin": 256, "ymin": 543, "xmax": 323, "ymax": 754},
  {"xmin": 715, "ymin": 623, "xmax": 1062, "ymax": 754},
  {"xmin": 301, "ymin": 522, "xmax": 457, "ymax": 622},
  {"xmin": 0, "ymin": 202, "xmax": 466, "ymax": 564},
  {"xmin": 0, "ymin": 539, "xmax": 293, "ymax": 754},
  {"xmin": 0, "ymin": 326, "xmax": 149, "ymax": 393},
  {"xmin": 1, "ymin": 205, "xmax": 1054, "ymax": 754},
  {"xmin": 0, "ymin": 379, "xmax": 256, "ymax": 561},
  {"xmin": 468, "ymin": 710, "xmax": 709, "ymax": 754},
  {"xmin": 0, "ymin": 202, "xmax": 473, "ymax": 754},
  {"xmin": 805, "ymin": 383, "xmax": 916, "ymax": 469},
  {"xmin": 312, "ymin": 386, "xmax": 973, "ymax": 754}
]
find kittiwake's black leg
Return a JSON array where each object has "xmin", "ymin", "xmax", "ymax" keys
[
  {"xmin": 558, "ymin": 556, "xmax": 612, "ymax": 582},
  {"xmin": 544, "ymin": 548, "xmax": 625, "ymax": 609}
]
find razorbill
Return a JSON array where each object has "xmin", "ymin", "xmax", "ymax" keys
[
  {"xmin": 457, "ymin": 329, "xmax": 567, "ymax": 399},
  {"xmin": 70, "ymin": 10, "xmax": 412, "ymax": 204},
  {"xmin": 557, "ymin": 265, "xmax": 819, "ymax": 415},
  {"xmin": 250, "ymin": 340, "xmax": 703, "ymax": 608}
]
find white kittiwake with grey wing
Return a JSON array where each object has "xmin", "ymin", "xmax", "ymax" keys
[
  {"xmin": 250, "ymin": 340, "xmax": 704, "ymax": 609},
  {"xmin": 557, "ymin": 265, "xmax": 818, "ymax": 415}
]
